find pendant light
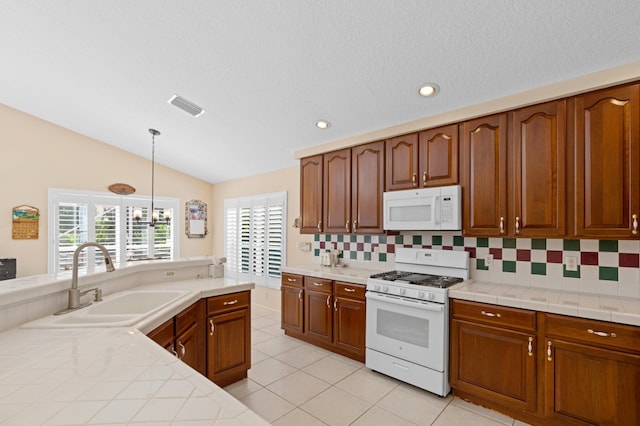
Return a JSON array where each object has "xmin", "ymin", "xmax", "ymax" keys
[{"xmin": 133, "ymin": 128, "xmax": 171, "ymax": 227}]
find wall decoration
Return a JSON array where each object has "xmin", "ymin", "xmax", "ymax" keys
[
  {"xmin": 108, "ymin": 183, "xmax": 136, "ymax": 195},
  {"xmin": 12, "ymin": 205, "xmax": 40, "ymax": 240},
  {"xmin": 185, "ymin": 199, "xmax": 207, "ymax": 238}
]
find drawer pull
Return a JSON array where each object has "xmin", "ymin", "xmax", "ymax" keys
[
  {"xmin": 287, "ymin": 277, "xmax": 296, "ymax": 282},
  {"xmin": 313, "ymin": 282, "xmax": 323, "ymax": 287},
  {"xmin": 344, "ymin": 287, "xmax": 356, "ymax": 293},
  {"xmin": 587, "ymin": 329, "xmax": 616, "ymax": 338},
  {"xmin": 547, "ymin": 341, "xmax": 552, "ymax": 361},
  {"xmin": 527, "ymin": 337, "xmax": 533, "ymax": 357},
  {"xmin": 481, "ymin": 310, "xmax": 501, "ymax": 318},
  {"xmin": 209, "ymin": 319, "xmax": 215, "ymax": 335},
  {"xmin": 223, "ymin": 299, "xmax": 238, "ymax": 306}
]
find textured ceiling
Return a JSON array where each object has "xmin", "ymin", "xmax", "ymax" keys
[{"xmin": 1, "ymin": 1, "xmax": 640, "ymax": 183}]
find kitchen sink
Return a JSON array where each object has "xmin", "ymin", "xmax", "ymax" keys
[{"xmin": 23, "ymin": 290, "xmax": 191, "ymax": 328}]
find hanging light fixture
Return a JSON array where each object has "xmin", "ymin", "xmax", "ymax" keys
[{"xmin": 133, "ymin": 129, "xmax": 171, "ymax": 227}]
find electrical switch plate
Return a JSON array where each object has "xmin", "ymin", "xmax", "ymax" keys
[
  {"xmin": 484, "ymin": 254, "xmax": 493, "ymax": 267},
  {"xmin": 565, "ymin": 255, "xmax": 578, "ymax": 271}
]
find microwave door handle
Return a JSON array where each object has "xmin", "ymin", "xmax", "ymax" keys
[{"xmin": 434, "ymin": 195, "xmax": 440, "ymax": 226}]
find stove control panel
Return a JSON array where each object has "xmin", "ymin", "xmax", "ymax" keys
[{"xmin": 367, "ymin": 280, "xmax": 447, "ymax": 304}]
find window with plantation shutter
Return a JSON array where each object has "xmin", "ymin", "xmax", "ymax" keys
[
  {"xmin": 48, "ymin": 189, "xmax": 180, "ymax": 274},
  {"xmin": 224, "ymin": 192, "xmax": 286, "ymax": 289}
]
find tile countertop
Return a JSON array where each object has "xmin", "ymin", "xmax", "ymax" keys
[
  {"xmin": 0, "ymin": 277, "xmax": 269, "ymax": 425},
  {"xmin": 280, "ymin": 263, "xmax": 386, "ymax": 285},
  {"xmin": 449, "ymin": 280, "xmax": 640, "ymax": 327}
]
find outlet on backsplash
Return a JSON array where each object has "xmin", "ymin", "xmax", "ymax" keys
[
  {"xmin": 484, "ymin": 254, "xmax": 493, "ymax": 268},
  {"xmin": 565, "ymin": 255, "xmax": 578, "ymax": 271}
]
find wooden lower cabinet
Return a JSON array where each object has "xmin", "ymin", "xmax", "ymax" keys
[
  {"xmin": 207, "ymin": 291, "xmax": 251, "ymax": 387},
  {"xmin": 281, "ymin": 274, "xmax": 366, "ymax": 362},
  {"xmin": 450, "ymin": 300, "xmax": 640, "ymax": 426}
]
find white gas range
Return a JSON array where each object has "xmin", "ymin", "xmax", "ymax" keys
[{"xmin": 365, "ymin": 247, "xmax": 469, "ymax": 396}]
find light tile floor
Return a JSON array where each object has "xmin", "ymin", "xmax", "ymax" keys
[{"xmin": 225, "ymin": 305, "xmax": 531, "ymax": 426}]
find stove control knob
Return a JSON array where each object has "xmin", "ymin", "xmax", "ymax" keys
[
  {"xmin": 428, "ymin": 293, "xmax": 435, "ymax": 301},
  {"xmin": 374, "ymin": 284, "xmax": 381, "ymax": 292},
  {"xmin": 382, "ymin": 286, "xmax": 389, "ymax": 293},
  {"xmin": 417, "ymin": 291, "xmax": 425, "ymax": 299},
  {"xmin": 399, "ymin": 288, "xmax": 406, "ymax": 295}
]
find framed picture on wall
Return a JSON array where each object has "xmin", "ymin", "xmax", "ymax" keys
[{"xmin": 185, "ymin": 199, "xmax": 207, "ymax": 238}]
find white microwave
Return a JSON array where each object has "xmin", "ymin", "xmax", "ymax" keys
[{"xmin": 383, "ymin": 185, "xmax": 462, "ymax": 231}]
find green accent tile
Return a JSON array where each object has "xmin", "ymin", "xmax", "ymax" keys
[
  {"xmin": 325, "ymin": 234, "xmax": 331, "ymax": 241},
  {"xmin": 379, "ymin": 235, "xmax": 387, "ymax": 244},
  {"xmin": 337, "ymin": 234, "xmax": 344, "ymax": 242},
  {"xmin": 531, "ymin": 239, "xmax": 546, "ymax": 250},
  {"xmin": 350, "ymin": 234, "xmax": 357, "ymax": 242},
  {"xmin": 432, "ymin": 235, "xmax": 442, "ymax": 246},
  {"xmin": 599, "ymin": 266, "xmax": 618, "ymax": 281},
  {"xmin": 563, "ymin": 265, "xmax": 581, "ymax": 278},
  {"xmin": 453, "ymin": 236, "xmax": 464, "ymax": 246},
  {"xmin": 350, "ymin": 251, "xmax": 357, "ymax": 260},
  {"xmin": 395, "ymin": 235, "xmax": 404, "ymax": 244},
  {"xmin": 413, "ymin": 235, "xmax": 422, "ymax": 245},
  {"xmin": 477, "ymin": 238, "xmax": 489, "ymax": 248},
  {"xmin": 314, "ymin": 234, "xmax": 320, "ymax": 242},
  {"xmin": 379, "ymin": 253, "xmax": 387, "ymax": 262},
  {"xmin": 599, "ymin": 240, "xmax": 618, "ymax": 253},
  {"xmin": 364, "ymin": 251, "xmax": 371, "ymax": 261},
  {"xmin": 364, "ymin": 235, "xmax": 371, "ymax": 243},
  {"xmin": 314, "ymin": 249, "xmax": 320, "ymax": 256},
  {"xmin": 502, "ymin": 260, "xmax": 516, "ymax": 273},
  {"xmin": 563, "ymin": 239, "xmax": 580, "ymax": 251},
  {"xmin": 531, "ymin": 262, "xmax": 547, "ymax": 275},
  {"xmin": 476, "ymin": 258, "xmax": 489, "ymax": 271},
  {"xmin": 503, "ymin": 238, "xmax": 516, "ymax": 249}
]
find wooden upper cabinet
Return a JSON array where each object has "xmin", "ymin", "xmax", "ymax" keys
[
  {"xmin": 385, "ymin": 133, "xmax": 419, "ymax": 190},
  {"xmin": 351, "ymin": 141, "xmax": 385, "ymax": 234},
  {"xmin": 461, "ymin": 113, "xmax": 508, "ymax": 236},
  {"xmin": 300, "ymin": 155, "xmax": 323, "ymax": 234},
  {"xmin": 574, "ymin": 83, "xmax": 640, "ymax": 238},
  {"xmin": 419, "ymin": 124, "xmax": 459, "ymax": 187},
  {"xmin": 323, "ymin": 149, "xmax": 351, "ymax": 234},
  {"xmin": 510, "ymin": 100, "xmax": 567, "ymax": 237}
]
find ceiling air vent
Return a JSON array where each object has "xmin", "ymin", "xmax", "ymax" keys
[{"xmin": 167, "ymin": 94, "xmax": 205, "ymax": 117}]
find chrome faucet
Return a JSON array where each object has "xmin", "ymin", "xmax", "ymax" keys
[{"xmin": 54, "ymin": 242, "xmax": 116, "ymax": 315}]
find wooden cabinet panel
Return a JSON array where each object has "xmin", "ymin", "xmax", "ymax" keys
[
  {"xmin": 419, "ymin": 124, "xmax": 459, "ymax": 187},
  {"xmin": 461, "ymin": 114, "xmax": 508, "ymax": 236},
  {"xmin": 333, "ymin": 296, "xmax": 365, "ymax": 361},
  {"xmin": 511, "ymin": 100, "xmax": 567, "ymax": 237},
  {"xmin": 282, "ymin": 272, "xmax": 303, "ymax": 288},
  {"xmin": 304, "ymin": 289, "xmax": 333, "ymax": 345},
  {"xmin": 176, "ymin": 322, "xmax": 201, "ymax": 373},
  {"xmin": 385, "ymin": 133, "xmax": 419, "ymax": 190},
  {"xmin": 544, "ymin": 338, "xmax": 640, "ymax": 425},
  {"xmin": 281, "ymin": 284, "xmax": 303, "ymax": 334},
  {"xmin": 451, "ymin": 299, "xmax": 536, "ymax": 332},
  {"xmin": 148, "ymin": 318, "xmax": 175, "ymax": 351},
  {"xmin": 574, "ymin": 83, "xmax": 640, "ymax": 238},
  {"xmin": 451, "ymin": 319, "xmax": 536, "ymax": 412},
  {"xmin": 207, "ymin": 309, "xmax": 250, "ymax": 387},
  {"xmin": 351, "ymin": 141, "xmax": 385, "ymax": 234},
  {"xmin": 207, "ymin": 291, "xmax": 250, "ymax": 314},
  {"xmin": 304, "ymin": 276, "xmax": 332, "ymax": 293},
  {"xmin": 300, "ymin": 155, "xmax": 324, "ymax": 234},
  {"xmin": 323, "ymin": 148, "xmax": 351, "ymax": 234},
  {"xmin": 334, "ymin": 281, "xmax": 366, "ymax": 299}
]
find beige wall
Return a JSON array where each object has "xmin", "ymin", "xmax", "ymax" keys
[
  {"xmin": 0, "ymin": 104, "xmax": 213, "ymax": 277},
  {"xmin": 212, "ymin": 166, "xmax": 313, "ymax": 310}
]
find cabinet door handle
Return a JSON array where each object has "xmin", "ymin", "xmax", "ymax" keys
[
  {"xmin": 345, "ymin": 220, "xmax": 350, "ymax": 233},
  {"xmin": 633, "ymin": 214, "xmax": 638, "ymax": 235},
  {"xmin": 209, "ymin": 319, "xmax": 215, "ymax": 336},
  {"xmin": 178, "ymin": 341, "xmax": 186, "ymax": 358},
  {"xmin": 527, "ymin": 337, "xmax": 533, "ymax": 357},
  {"xmin": 334, "ymin": 299, "xmax": 337, "ymax": 311},
  {"xmin": 481, "ymin": 310, "xmax": 501, "ymax": 318},
  {"xmin": 353, "ymin": 220, "xmax": 357, "ymax": 233},
  {"xmin": 412, "ymin": 172, "xmax": 417, "ymax": 186},
  {"xmin": 547, "ymin": 341, "xmax": 552, "ymax": 361},
  {"xmin": 587, "ymin": 329, "xmax": 617, "ymax": 338},
  {"xmin": 499, "ymin": 217, "xmax": 505, "ymax": 234},
  {"xmin": 298, "ymin": 289, "xmax": 303, "ymax": 300},
  {"xmin": 515, "ymin": 217, "xmax": 520, "ymax": 234},
  {"xmin": 317, "ymin": 221, "xmax": 322, "ymax": 233},
  {"xmin": 344, "ymin": 287, "xmax": 356, "ymax": 293},
  {"xmin": 171, "ymin": 345, "xmax": 178, "ymax": 358},
  {"xmin": 423, "ymin": 171, "xmax": 428, "ymax": 186},
  {"xmin": 326, "ymin": 295, "xmax": 331, "ymax": 308},
  {"xmin": 223, "ymin": 299, "xmax": 238, "ymax": 306}
]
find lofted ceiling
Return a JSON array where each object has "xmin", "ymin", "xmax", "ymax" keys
[{"xmin": 1, "ymin": 1, "xmax": 640, "ymax": 184}]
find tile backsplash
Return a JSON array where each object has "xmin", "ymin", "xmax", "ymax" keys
[{"xmin": 313, "ymin": 233, "xmax": 640, "ymax": 298}]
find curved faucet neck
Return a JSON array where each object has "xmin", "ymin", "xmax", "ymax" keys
[{"xmin": 71, "ymin": 242, "xmax": 116, "ymax": 290}]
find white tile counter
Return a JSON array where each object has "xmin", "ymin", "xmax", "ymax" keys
[
  {"xmin": 0, "ymin": 259, "xmax": 269, "ymax": 425},
  {"xmin": 280, "ymin": 263, "xmax": 385, "ymax": 285},
  {"xmin": 450, "ymin": 280, "xmax": 640, "ymax": 327}
]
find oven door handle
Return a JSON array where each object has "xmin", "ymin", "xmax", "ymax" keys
[{"xmin": 365, "ymin": 291, "xmax": 444, "ymax": 312}]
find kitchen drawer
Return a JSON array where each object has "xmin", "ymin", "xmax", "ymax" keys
[
  {"xmin": 304, "ymin": 276, "xmax": 332, "ymax": 293},
  {"xmin": 334, "ymin": 281, "xmax": 366, "ymax": 300},
  {"xmin": 545, "ymin": 313, "xmax": 640, "ymax": 354},
  {"xmin": 207, "ymin": 291, "xmax": 250, "ymax": 314},
  {"xmin": 176, "ymin": 301, "xmax": 199, "ymax": 336},
  {"xmin": 451, "ymin": 299, "xmax": 536, "ymax": 332},
  {"xmin": 282, "ymin": 273, "xmax": 303, "ymax": 288}
]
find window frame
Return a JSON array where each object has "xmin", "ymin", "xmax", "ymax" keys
[{"xmin": 48, "ymin": 188, "xmax": 180, "ymax": 274}]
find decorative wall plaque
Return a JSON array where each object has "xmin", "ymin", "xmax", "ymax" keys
[
  {"xmin": 12, "ymin": 205, "xmax": 40, "ymax": 240},
  {"xmin": 185, "ymin": 199, "xmax": 208, "ymax": 238}
]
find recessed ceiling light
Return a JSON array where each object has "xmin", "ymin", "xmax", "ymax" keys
[
  {"xmin": 167, "ymin": 94, "xmax": 206, "ymax": 117},
  {"xmin": 418, "ymin": 83, "xmax": 439, "ymax": 97},
  {"xmin": 315, "ymin": 120, "xmax": 331, "ymax": 129}
]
